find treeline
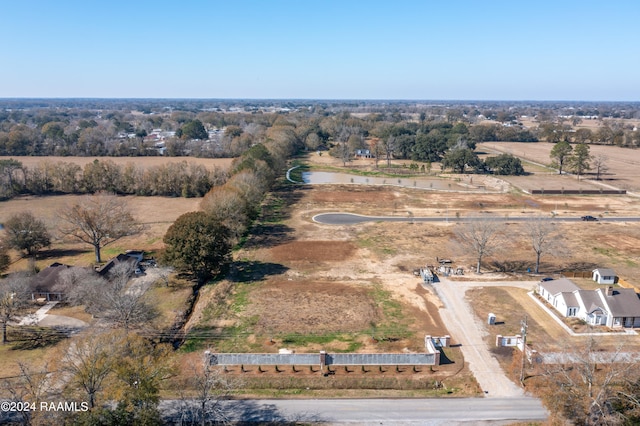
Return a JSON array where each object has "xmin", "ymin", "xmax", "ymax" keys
[
  {"xmin": 163, "ymin": 134, "xmax": 299, "ymax": 282},
  {"xmin": 538, "ymin": 121, "xmax": 640, "ymax": 147},
  {"xmin": 0, "ymin": 158, "xmax": 228, "ymax": 200},
  {"xmin": 2, "ymin": 99, "xmax": 639, "ymax": 161}
]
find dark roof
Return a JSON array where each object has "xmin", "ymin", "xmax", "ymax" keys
[
  {"xmin": 96, "ymin": 253, "xmax": 138, "ymax": 276},
  {"xmin": 30, "ymin": 263, "xmax": 72, "ymax": 292},
  {"xmin": 602, "ymin": 288, "xmax": 640, "ymax": 317}
]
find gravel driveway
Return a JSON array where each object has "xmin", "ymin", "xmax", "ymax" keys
[{"xmin": 433, "ymin": 277, "xmax": 537, "ymax": 397}]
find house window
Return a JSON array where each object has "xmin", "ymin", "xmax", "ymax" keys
[{"xmin": 568, "ymin": 308, "xmax": 577, "ymax": 316}]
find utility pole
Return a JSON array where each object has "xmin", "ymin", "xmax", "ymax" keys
[{"xmin": 520, "ymin": 315, "xmax": 528, "ymax": 385}]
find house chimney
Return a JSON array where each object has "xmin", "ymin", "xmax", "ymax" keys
[{"xmin": 606, "ymin": 286, "xmax": 614, "ymax": 296}]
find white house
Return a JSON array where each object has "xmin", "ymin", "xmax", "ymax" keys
[
  {"xmin": 537, "ymin": 278, "xmax": 580, "ymax": 317},
  {"xmin": 592, "ymin": 268, "xmax": 616, "ymax": 284},
  {"xmin": 538, "ymin": 279, "xmax": 640, "ymax": 328},
  {"xmin": 355, "ymin": 149, "xmax": 373, "ymax": 159}
]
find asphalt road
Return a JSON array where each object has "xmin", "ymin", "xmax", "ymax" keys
[
  {"xmin": 313, "ymin": 213, "xmax": 640, "ymax": 225},
  {"xmin": 159, "ymin": 397, "xmax": 548, "ymax": 424}
]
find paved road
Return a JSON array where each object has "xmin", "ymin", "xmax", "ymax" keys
[
  {"xmin": 159, "ymin": 397, "xmax": 548, "ymax": 424},
  {"xmin": 313, "ymin": 213, "xmax": 640, "ymax": 225}
]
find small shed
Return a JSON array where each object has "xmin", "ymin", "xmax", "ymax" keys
[{"xmin": 592, "ymin": 268, "xmax": 616, "ymax": 285}]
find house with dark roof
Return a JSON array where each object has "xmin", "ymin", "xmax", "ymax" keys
[
  {"xmin": 30, "ymin": 262, "xmax": 96, "ymax": 302},
  {"xmin": 96, "ymin": 253, "xmax": 139, "ymax": 277},
  {"xmin": 30, "ymin": 262, "xmax": 71, "ymax": 301},
  {"xmin": 538, "ymin": 279, "xmax": 640, "ymax": 328}
]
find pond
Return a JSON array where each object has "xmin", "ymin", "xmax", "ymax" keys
[{"xmin": 301, "ymin": 171, "xmax": 491, "ymax": 192}]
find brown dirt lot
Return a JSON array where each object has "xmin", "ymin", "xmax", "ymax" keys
[
  {"xmin": 249, "ymin": 280, "xmax": 379, "ymax": 334},
  {"xmin": 268, "ymin": 241, "xmax": 357, "ymax": 263},
  {"xmin": 308, "ymin": 186, "xmax": 398, "ymax": 204}
]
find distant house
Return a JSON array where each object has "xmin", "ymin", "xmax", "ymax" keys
[
  {"xmin": 354, "ymin": 149, "xmax": 373, "ymax": 159},
  {"xmin": 592, "ymin": 268, "xmax": 616, "ymax": 284},
  {"xmin": 538, "ymin": 279, "xmax": 640, "ymax": 328}
]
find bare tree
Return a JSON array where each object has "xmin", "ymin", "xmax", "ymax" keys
[
  {"xmin": 59, "ymin": 192, "xmax": 144, "ymax": 263},
  {"xmin": 0, "ymin": 240, "xmax": 10, "ymax": 274},
  {"xmin": 178, "ymin": 352, "xmax": 240, "ymax": 426},
  {"xmin": 526, "ymin": 217, "xmax": 563, "ymax": 274},
  {"xmin": 382, "ymin": 135, "xmax": 396, "ymax": 167},
  {"xmin": 0, "ymin": 158, "xmax": 25, "ymax": 197},
  {"xmin": 98, "ymin": 263, "xmax": 157, "ymax": 333},
  {"xmin": 60, "ymin": 331, "xmax": 123, "ymax": 409},
  {"xmin": 592, "ymin": 154, "xmax": 609, "ymax": 181},
  {"xmin": 56, "ymin": 266, "xmax": 105, "ymax": 307},
  {"xmin": 538, "ymin": 338, "xmax": 639, "ymax": 425},
  {"xmin": 338, "ymin": 141, "xmax": 352, "ymax": 167},
  {"xmin": 371, "ymin": 138, "xmax": 384, "ymax": 168},
  {"xmin": 200, "ymin": 186, "xmax": 249, "ymax": 244},
  {"xmin": 454, "ymin": 219, "xmax": 503, "ymax": 273},
  {"xmin": 2, "ymin": 362, "xmax": 55, "ymax": 425},
  {"xmin": 0, "ymin": 273, "xmax": 31, "ymax": 344}
]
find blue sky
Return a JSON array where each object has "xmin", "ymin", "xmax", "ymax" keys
[{"xmin": 1, "ymin": 1, "xmax": 639, "ymax": 100}]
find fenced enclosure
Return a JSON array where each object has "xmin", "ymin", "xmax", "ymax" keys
[{"xmin": 207, "ymin": 336, "xmax": 445, "ymax": 369}]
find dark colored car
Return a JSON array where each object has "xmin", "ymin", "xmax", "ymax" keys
[
  {"xmin": 581, "ymin": 215, "xmax": 598, "ymax": 221},
  {"xmin": 540, "ymin": 277, "xmax": 554, "ymax": 282}
]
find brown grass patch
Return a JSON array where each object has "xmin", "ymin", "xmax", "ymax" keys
[
  {"xmin": 248, "ymin": 280, "xmax": 379, "ymax": 334},
  {"xmin": 269, "ymin": 241, "xmax": 356, "ymax": 263},
  {"xmin": 0, "ymin": 156, "xmax": 233, "ymax": 171},
  {"xmin": 309, "ymin": 187, "xmax": 397, "ymax": 204},
  {"xmin": 0, "ymin": 194, "xmax": 202, "ymax": 270}
]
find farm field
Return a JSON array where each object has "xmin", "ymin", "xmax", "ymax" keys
[
  {"xmin": 478, "ymin": 141, "xmax": 640, "ymax": 193},
  {"xmin": 518, "ymin": 116, "xmax": 640, "ymax": 132},
  {"xmin": 0, "ymin": 155, "xmax": 234, "ymax": 170}
]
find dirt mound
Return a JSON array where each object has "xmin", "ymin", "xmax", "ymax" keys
[
  {"xmin": 249, "ymin": 280, "xmax": 379, "ymax": 334},
  {"xmin": 269, "ymin": 241, "xmax": 356, "ymax": 262}
]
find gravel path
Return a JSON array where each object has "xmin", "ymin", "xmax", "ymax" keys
[{"xmin": 433, "ymin": 278, "xmax": 536, "ymax": 397}]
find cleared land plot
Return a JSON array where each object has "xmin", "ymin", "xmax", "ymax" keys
[
  {"xmin": 248, "ymin": 280, "xmax": 379, "ymax": 335},
  {"xmin": 268, "ymin": 241, "xmax": 357, "ymax": 263}
]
